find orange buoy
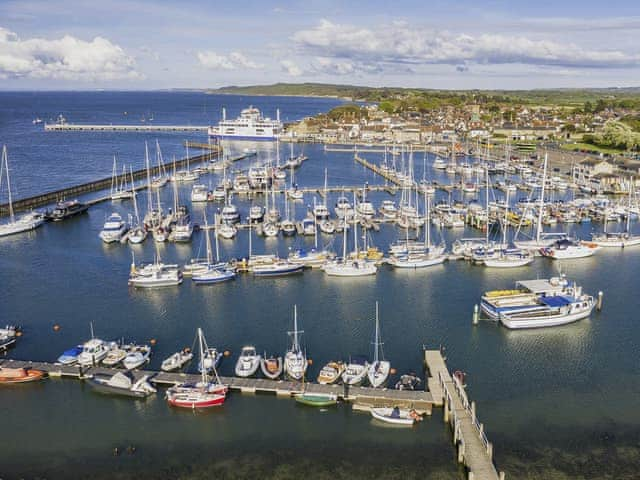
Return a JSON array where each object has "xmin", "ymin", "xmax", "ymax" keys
[
  {"xmin": 149, "ymin": 338, "xmax": 157, "ymax": 345},
  {"xmin": 389, "ymin": 368, "xmax": 397, "ymax": 375},
  {"xmin": 307, "ymin": 358, "xmax": 313, "ymax": 365},
  {"xmin": 223, "ymin": 350, "xmax": 231, "ymax": 357},
  {"xmin": 53, "ymin": 324, "xmax": 61, "ymax": 332},
  {"xmin": 15, "ymin": 331, "xmax": 23, "ymax": 337}
]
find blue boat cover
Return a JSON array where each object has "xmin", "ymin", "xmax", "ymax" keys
[{"xmin": 540, "ymin": 296, "xmax": 572, "ymax": 307}]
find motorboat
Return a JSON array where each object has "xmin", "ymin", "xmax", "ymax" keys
[
  {"xmin": 379, "ymin": 200, "xmax": 398, "ymax": 219},
  {"xmin": 341, "ymin": 356, "xmax": 369, "ymax": 386},
  {"xmin": 129, "ymin": 251, "xmax": 182, "ymax": 288},
  {"xmin": 199, "ymin": 346, "xmax": 222, "ymax": 374},
  {"xmin": 334, "ymin": 196, "xmax": 354, "ymax": 219},
  {"xmin": 249, "ymin": 205, "xmax": 265, "ymax": 223},
  {"xmin": 294, "ymin": 393, "xmax": 338, "ymax": 407},
  {"xmin": 56, "ymin": 345, "xmax": 83, "ymax": 365},
  {"xmin": 221, "ymin": 202, "xmax": 241, "ymax": 224},
  {"xmin": 171, "ymin": 206, "xmax": 193, "ymax": 242},
  {"xmin": 260, "ymin": 353, "xmax": 283, "ymax": 379},
  {"xmin": 122, "ymin": 344, "xmax": 151, "ymax": 370},
  {"xmin": 190, "ymin": 184, "xmax": 210, "ymax": 202},
  {"xmin": 0, "ymin": 326, "xmax": 18, "ymax": 351},
  {"xmin": 301, "ymin": 218, "xmax": 316, "ymax": 236},
  {"xmin": 370, "ymin": 407, "xmax": 422, "ymax": 426},
  {"xmin": 166, "ymin": 328, "xmax": 227, "ymax": 408},
  {"xmin": 432, "ymin": 157, "xmax": 447, "ymax": 170},
  {"xmin": 47, "ymin": 199, "xmax": 89, "ymax": 221},
  {"xmin": 313, "ymin": 203, "xmax": 330, "ymax": 221},
  {"xmin": 0, "ymin": 367, "xmax": 47, "ymax": 384},
  {"xmin": 539, "ymin": 239, "xmax": 600, "ymax": 260},
  {"xmin": 288, "ymin": 248, "xmax": 335, "ymax": 268},
  {"xmin": 281, "ymin": 219, "xmax": 296, "ymax": 236},
  {"xmin": 317, "ymin": 361, "xmax": 345, "ymax": 384},
  {"xmin": 234, "ymin": 346, "xmax": 261, "ymax": 377},
  {"xmin": 284, "ymin": 305, "xmax": 307, "ymax": 381},
  {"xmin": 217, "ymin": 223, "xmax": 237, "ymax": 239},
  {"xmin": 161, "ymin": 349, "xmax": 194, "ymax": 372},
  {"xmin": 367, "ymin": 303, "xmax": 390, "ymax": 388},
  {"xmin": 499, "ymin": 288, "xmax": 596, "ymax": 329},
  {"xmin": 99, "ymin": 213, "xmax": 128, "ymax": 243},
  {"xmin": 87, "ymin": 372, "xmax": 156, "ymax": 398},
  {"xmin": 77, "ymin": 338, "xmax": 110, "ymax": 367},
  {"xmin": 323, "ymin": 257, "xmax": 377, "ymax": 276}
]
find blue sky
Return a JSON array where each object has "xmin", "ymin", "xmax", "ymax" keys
[{"xmin": 0, "ymin": 0, "xmax": 639, "ymax": 90}]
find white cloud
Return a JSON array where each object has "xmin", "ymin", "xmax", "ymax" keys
[
  {"xmin": 197, "ymin": 50, "xmax": 262, "ymax": 70},
  {"xmin": 280, "ymin": 59, "xmax": 302, "ymax": 76},
  {"xmin": 0, "ymin": 27, "xmax": 139, "ymax": 81},
  {"xmin": 292, "ymin": 19, "xmax": 640, "ymax": 71}
]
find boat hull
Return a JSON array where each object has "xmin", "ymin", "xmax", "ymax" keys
[
  {"xmin": 86, "ymin": 377, "xmax": 150, "ymax": 398},
  {"xmin": 500, "ymin": 304, "xmax": 594, "ymax": 329}
]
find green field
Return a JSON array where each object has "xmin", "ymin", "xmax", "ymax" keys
[{"xmin": 560, "ymin": 142, "xmax": 626, "ymax": 155}]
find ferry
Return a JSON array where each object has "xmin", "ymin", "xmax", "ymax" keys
[{"xmin": 208, "ymin": 106, "xmax": 282, "ymax": 141}]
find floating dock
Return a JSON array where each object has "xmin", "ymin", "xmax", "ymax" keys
[
  {"xmin": 354, "ymin": 154, "xmax": 401, "ymax": 186},
  {"xmin": 2, "ymin": 349, "xmax": 505, "ymax": 478},
  {"xmin": 44, "ymin": 123, "xmax": 208, "ymax": 132}
]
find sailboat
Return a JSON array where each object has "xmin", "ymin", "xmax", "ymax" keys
[
  {"xmin": 284, "ymin": 305, "xmax": 307, "ymax": 381},
  {"xmin": 192, "ymin": 215, "xmax": 236, "ymax": 284},
  {"xmin": 323, "ymin": 208, "xmax": 377, "ymax": 276},
  {"xmin": 0, "ymin": 146, "xmax": 45, "ymax": 237},
  {"xmin": 166, "ymin": 328, "xmax": 227, "ymax": 408},
  {"xmin": 367, "ymin": 302, "xmax": 390, "ymax": 388},
  {"xmin": 151, "ymin": 140, "xmax": 169, "ymax": 188},
  {"xmin": 172, "ymin": 144, "xmax": 199, "ymax": 182},
  {"xmin": 110, "ymin": 155, "xmax": 133, "ymax": 200},
  {"xmin": 484, "ymin": 188, "xmax": 534, "ymax": 268},
  {"xmin": 388, "ymin": 193, "xmax": 447, "ymax": 268},
  {"xmin": 128, "ymin": 167, "xmax": 148, "ymax": 244},
  {"xmin": 592, "ymin": 179, "xmax": 640, "ymax": 247},
  {"xmin": 248, "ymin": 218, "xmax": 304, "ymax": 276},
  {"xmin": 288, "ymin": 211, "xmax": 335, "ymax": 267},
  {"xmin": 514, "ymin": 154, "xmax": 567, "ymax": 250}
]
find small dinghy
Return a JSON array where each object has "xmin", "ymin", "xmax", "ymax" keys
[
  {"xmin": 122, "ymin": 345, "xmax": 151, "ymax": 370},
  {"xmin": 0, "ymin": 367, "xmax": 47, "ymax": 384},
  {"xmin": 161, "ymin": 348, "xmax": 193, "ymax": 372},
  {"xmin": 102, "ymin": 342, "xmax": 129, "ymax": 367},
  {"xmin": 317, "ymin": 361, "xmax": 345, "ymax": 384},
  {"xmin": 294, "ymin": 392, "xmax": 338, "ymax": 407},
  {"xmin": 0, "ymin": 326, "xmax": 18, "ymax": 351},
  {"xmin": 87, "ymin": 372, "xmax": 156, "ymax": 398},
  {"xmin": 395, "ymin": 373, "xmax": 422, "ymax": 391},
  {"xmin": 56, "ymin": 345, "xmax": 83, "ymax": 365},
  {"xmin": 260, "ymin": 354, "xmax": 283, "ymax": 380},
  {"xmin": 370, "ymin": 407, "xmax": 422, "ymax": 426},
  {"xmin": 234, "ymin": 346, "xmax": 261, "ymax": 377}
]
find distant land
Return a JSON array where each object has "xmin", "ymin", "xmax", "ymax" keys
[{"xmin": 209, "ymin": 83, "xmax": 640, "ymax": 106}]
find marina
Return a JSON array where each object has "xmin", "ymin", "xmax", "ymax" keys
[{"xmin": 1, "ymin": 90, "xmax": 638, "ymax": 480}]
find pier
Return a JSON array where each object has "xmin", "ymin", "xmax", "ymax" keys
[
  {"xmin": 0, "ymin": 148, "xmax": 221, "ymax": 216},
  {"xmin": 1, "ymin": 348, "xmax": 504, "ymax": 478},
  {"xmin": 44, "ymin": 123, "xmax": 209, "ymax": 132},
  {"xmin": 425, "ymin": 350, "xmax": 503, "ymax": 480},
  {"xmin": 354, "ymin": 154, "xmax": 401, "ymax": 186}
]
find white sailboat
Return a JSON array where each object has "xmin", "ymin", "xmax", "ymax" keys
[
  {"xmin": 110, "ymin": 155, "xmax": 134, "ymax": 200},
  {"xmin": 0, "ymin": 146, "xmax": 45, "ymax": 237},
  {"xmin": 323, "ymin": 213, "xmax": 377, "ymax": 276},
  {"xmin": 592, "ymin": 180, "xmax": 640, "ymax": 247},
  {"xmin": 191, "ymin": 214, "xmax": 236, "ymax": 284},
  {"xmin": 128, "ymin": 247, "xmax": 182, "ymax": 288},
  {"xmin": 284, "ymin": 305, "xmax": 307, "ymax": 381},
  {"xmin": 127, "ymin": 167, "xmax": 147, "ymax": 244},
  {"xmin": 367, "ymin": 302, "xmax": 390, "ymax": 388}
]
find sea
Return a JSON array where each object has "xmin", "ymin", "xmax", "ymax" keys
[{"xmin": 1, "ymin": 91, "xmax": 639, "ymax": 480}]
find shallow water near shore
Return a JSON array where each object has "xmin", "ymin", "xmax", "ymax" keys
[{"xmin": 1, "ymin": 91, "xmax": 640, "ymax": 479}]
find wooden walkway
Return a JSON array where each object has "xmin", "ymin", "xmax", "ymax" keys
[
  {"xmin": 424, "ymin": 350, "xmax": 503, "ymax": 480},
  {"xmin": 0, "ymin": 358, "xmax": 434, "ymax": 414},
  {"xmin": 354, "ymin": 154, "xmax": 401, "ymax": 186}
]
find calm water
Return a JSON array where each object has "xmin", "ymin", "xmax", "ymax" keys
[{"xmin": 1, "ymin": 92, "xmax": 640, "ymax": 479}]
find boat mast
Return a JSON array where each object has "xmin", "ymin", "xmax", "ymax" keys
[
  {"xmin": 372, "ymin": 302, "xmax": 381, "ymax": 364},
  {"xmin": 626, "ymin": 177, "xmax": 632, "ymax": 234},
  {"xmin": 110, "ymin": 155, "xmax": 117, "ymax": 196},
  {"xmin": 204, "ymin": 215, "xmax": 212, "ymax": 264},
  {"xmin": 536, "ymin": 153, "xmax": 548, "ymax": 244},
  {"xmin": 353, "ymin": 191, "xmax": 359, "ymax": 257},
  {"xmin": 130, "ymin": 166, "xmax": 140, "ymax": 225},
  {"xmin": 145, "ymin": 142, "xmax": 152, "ymax": 213},
  {"xmin": 425, "ymin": 191, "xmax": 430, "ymax": 249},
  {"xmin": 214, "ymin": 213, "xmax": 221, "ymax": 262},
  {"xmin": 197, "ymin": 328, "xmax": 207, "ymax": 384},
  {"xmin": 2, "ymin": 146, "xmax": 15, "ymax": 222}
]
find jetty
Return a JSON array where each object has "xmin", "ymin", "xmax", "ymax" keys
[
  {"xmin": 354, "ymin": 154, "xmax": 401, "ymax": 186},
  {"xmin": 425, "ymin": 350, "xmax": 503, "ymax": 480},
  {"xmin": 44, "ymin": 123, "xmax": 208, "ymax": 132}
]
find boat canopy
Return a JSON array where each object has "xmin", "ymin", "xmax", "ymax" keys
[
  {"xmin": 540, "ymin": 296, "xmax": 572, "ymax": 308},
  {"xmin": 107, "ymin": 372, "xmax": 133, "ymax": 389}
]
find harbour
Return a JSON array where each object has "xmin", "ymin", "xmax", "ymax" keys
[{"xmin": 1, "ymin": 90, "xmax": 639, "ymax": 480}]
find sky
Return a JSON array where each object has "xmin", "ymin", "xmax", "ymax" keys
[{"xmin": 0, "ymin": 0, "xmax": 639, "ymax": 90}]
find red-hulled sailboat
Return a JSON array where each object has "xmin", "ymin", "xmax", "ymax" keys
[{"xmin": 166, "ymin": 328, "xmax": 227, "ymax": 408}]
